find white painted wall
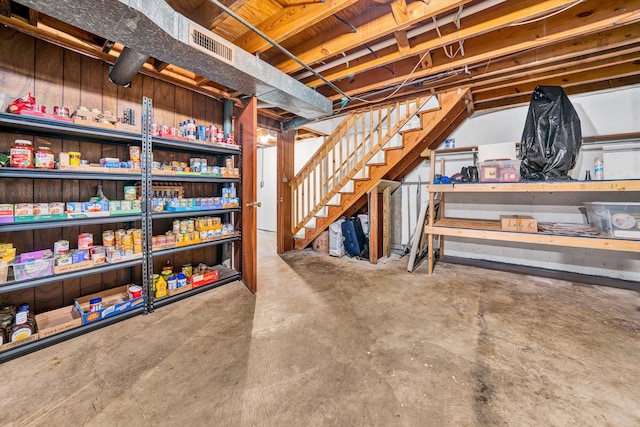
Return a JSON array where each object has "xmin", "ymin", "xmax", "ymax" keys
[
  {"xmin": 259, "ymin": 85, "xmax": 640, "ymax": 281},
  {"xmin": 256, "ymin": 146, "xmax": 277, "ymax": 231},
  {"xmin": 402, "ymin": 85, "xmax": 640, "ymax": 281}
]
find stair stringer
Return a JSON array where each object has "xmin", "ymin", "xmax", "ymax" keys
[{"xmin": 294, "ymin": 88, "xmax": 472, "ymax": 250}]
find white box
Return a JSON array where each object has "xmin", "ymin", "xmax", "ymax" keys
[{"xmin": 603, "ymin": 143, "xmax": 640, "ymax": 180}]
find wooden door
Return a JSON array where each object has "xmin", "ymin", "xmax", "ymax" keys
[{"xmin": 236, "ymin": 97, "xmax": 257, "ymax": 292}]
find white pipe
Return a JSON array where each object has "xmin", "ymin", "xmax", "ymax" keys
[{"xmin": 294, "ymin": 0, "xmax": 506, "ymax": 80}]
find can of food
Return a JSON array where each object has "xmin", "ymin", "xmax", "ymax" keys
[
  {"xmin": 129, "ymin": 145, "xmax": 140, "ymax": 161},
  {"xmin": 69, "ymin": 151, "xmax": 81, "ymax": 166},
  {"xmin": 56, "ymin": 253, "xmax": 72, "ymax": 265},
  {"xmin": 159, "ymin": 124, "xmax": 169, "ymax": 136},
  {"xmin": 54, "ymin": 240, "xmax": 70, "ymax": 255},
  {"xmin": 128, "ymin": 285, "xmax": 143, "ymax": 299},
  {"xmin": 182, "ymin": 263, "xmax": 192, "ymax": 277},
  {"xmin": 89, "ymin": 297, "xmax": 102, "ymax": 312},
  {"xmin": 53, "ymin": 106, "xmax": 70, "ymax": 117},
  {"xmin": 173, "ymin": 220, "xmax": 180, "ymax": 234},
  {"xmin": 197, "ymin": 125, "xmax": 207, "ymax": 141}
]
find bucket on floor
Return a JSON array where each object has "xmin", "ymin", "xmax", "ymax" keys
[{"xmin": 312, "ymin": 231, "xmax": 329, "ymax": 254}]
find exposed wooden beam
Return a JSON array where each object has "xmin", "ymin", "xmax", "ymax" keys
[
  {"xmin": 28, "ymin": 8, "xmax": 37, "ymax": 26},
  {"xmin": 234, "ymin": 0, "xmax": 360, "ymax": 54},
  {"xmin": 472, "ymin": 48, "xmax": 640, "ymax": 97},
  {"xmin": 276, "ymin": 0, "xmax": 474, "ymax": 74},
  {"xmin": 390, "ymin": 0, "xmax": 409, "ymax": 25},
  {"xmin": 205, "ymin": 0, "xmax": 252, "ymax": 31},
  {"xmin": 394, "ymin": 30, "xmax": 410, "ymax": 56},
  {"xmin": 0, "ymin": 14, "xmax": 236, "ymax": 102},
  {"xmin": 475, "ymin": 61, "xmax": 640, "ymax": 104},
  {"xmin": 474, "ymin": 75, "xmax": 640, "ymax": 112},
  {"xmin": 304, "ymin": 0, "xmax": 587, "ymax": 88},
  {"xmin": 317, "ymin": 0, "xmax": 640, "ymax": 100},
  {"xmin": 153, "ymin": 58, "xmax": 169, "ymax": 72}
]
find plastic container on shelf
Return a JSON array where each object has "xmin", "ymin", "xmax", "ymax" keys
[
  {"xmin": 478, "ymin": 160, "xmax": 521, "ymax": 182},
  {"xmin": 10, "ymin": 140, "xmax": 34, "ymax": 168},
  {"xmin": 12, "ymin": 258, "xmax": 55, "ymax": 281},
  {"xmin": 0, "ymin": 260, "xmax": 8, "ymax": 284},
  {"xmin": 584, "ymin": 202, "xmax": 640, "ymax": 238},
  {"xmin": 34, "ymin": 145, "xmax": 55, "ymax": 169}
]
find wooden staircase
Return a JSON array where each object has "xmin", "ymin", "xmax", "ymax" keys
[{"xmin": 291, "ymin": 88, "xmax": 473, "ymax": 250}]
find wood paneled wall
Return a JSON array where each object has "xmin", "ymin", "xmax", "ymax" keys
[{"xmin": 0, "ymin": 28, "xmax": 228, "ymax": 312}]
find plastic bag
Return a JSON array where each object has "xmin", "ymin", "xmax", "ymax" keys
[
  {"xmin": 329, "ymin": 219, "xmax": 346, "ymax": 257},
  {"xmin": 520, "ymin": 86, "xmax": 581, "ymax": 180}
]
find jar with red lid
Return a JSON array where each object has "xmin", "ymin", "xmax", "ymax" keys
[
  {"xmin": 10, "ymin": 139, "xmax": 34, "ymax": 168},
  {"xmin": 35, "ymin": 145, "xmax": 55, "ymax": 169}
]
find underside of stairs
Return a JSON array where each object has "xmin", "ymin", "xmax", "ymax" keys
[{"xmin": 293, "ymin": 88, "xmax": 473, "ymax": 250}]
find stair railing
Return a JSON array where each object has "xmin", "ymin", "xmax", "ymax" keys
[{"xmin": 291, "ymin": 96, "xmax": 431, "ymax": 235}]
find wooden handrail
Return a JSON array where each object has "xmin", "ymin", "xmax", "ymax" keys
[{"xmin": 291, "ymin": 95, "xmax": 432, "ymax": 235}]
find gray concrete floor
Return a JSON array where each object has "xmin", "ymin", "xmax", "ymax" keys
[{"xmin": 1, "ymin": 230, "xmax": 640, "ymax": 426}]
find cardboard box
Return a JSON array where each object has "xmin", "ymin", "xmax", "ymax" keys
[
  {"xmin": 191, "ymin": 269, "xmax": 219, "ymax": 288},
  {"xmin": 500, "ymin": 215, "xmax": 538, "ymax": 233},
  {"xmin": 35, "ymin": 306, "xmax": 82, "ymax": 338},
  {"xmin": 0, "ymin": 333, "xmax": 39, "ymax": 352},
  {"xmin": 74, "ymin": 285, "xmax": 145, "ymax": 325},
  {"xmin": 167, "ymin": 282, "xmax": 192, "ymax": 297}
]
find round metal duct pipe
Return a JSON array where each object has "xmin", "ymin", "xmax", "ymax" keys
[{"xmin": 109, "ymin": 47, "xmax": 150, "ymax": 87}]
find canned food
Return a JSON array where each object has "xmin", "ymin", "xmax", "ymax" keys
[{"xmin": 89, "ymin": 298, "xmax": 102, "ymax": 312}]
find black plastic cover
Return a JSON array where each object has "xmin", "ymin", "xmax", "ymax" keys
[{"xmin": 520, "ymin": 86, "xmax": 582, "ymax": 180}]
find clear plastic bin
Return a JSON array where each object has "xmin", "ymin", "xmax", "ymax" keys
[
  {"xmin": 12, "ymin": 258, "xmax": 55, "ymax": 281},
  {"xmin": 585, "ymin": 202, "xmax": 640, "ymax": 238},
  {"xmin": 0, "ymin": 260, "xmax": 7, "ymax": 284},
  {"xmin": 478, "ymin": 160, "xmax": 521, "ymax": 182}
]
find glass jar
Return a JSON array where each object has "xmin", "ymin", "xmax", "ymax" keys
[
  {"xmin": 35, "ymin": 145, "xmax": 55, "ymax": 169},
  {"xmin": 10, "ymin": 139, "xmax": 34, "ymax": 168}
]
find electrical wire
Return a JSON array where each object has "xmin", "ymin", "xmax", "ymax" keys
[{"xmin": 508, "ymin": 0, "xmax": 585, "ymax": 26}]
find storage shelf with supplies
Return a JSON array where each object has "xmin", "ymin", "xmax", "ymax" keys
[
  {"xmin": 424, "ymin": 149, "xmax": 640, "ymax": 275},
  {"xmin": 0, "ymin": 96, "xmax": 245, "ymax": 362}
]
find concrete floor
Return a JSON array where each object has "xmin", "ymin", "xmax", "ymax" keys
[{"xmin": 1, "ymin": 231, "xmax": 640, "ymax": 426}]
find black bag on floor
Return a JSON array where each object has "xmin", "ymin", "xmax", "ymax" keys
[{"xmin": 341, "ymin": 216, "xmax": 368, "ymax": 258}]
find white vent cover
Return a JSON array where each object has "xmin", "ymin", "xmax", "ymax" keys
[{"xmin": 188, "ymin": 23, "xmax": 235, "ymax": 65}]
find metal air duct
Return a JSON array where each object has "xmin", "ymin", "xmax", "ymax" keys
[
  {"xmin": 15, "ymin": 0, "xmax": 332, "ymax": 119},
  {"xmin": 109, "ymin": 47, "xmax": 150, "ymax": 87}
]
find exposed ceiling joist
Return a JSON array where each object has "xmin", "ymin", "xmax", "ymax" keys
[{"xmin": 275, "ymin": 0, "xmax": 474, "ymax": 74}]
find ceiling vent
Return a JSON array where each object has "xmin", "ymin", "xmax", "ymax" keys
[{"xmin": 188, "ymin": 23, "xmax": 235, "ymax": 66}]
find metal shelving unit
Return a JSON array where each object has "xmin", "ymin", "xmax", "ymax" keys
[
  {"xmin": 0, "ymin": 258, "xmax": 143, "ymax": 294},
  {"xmin": 0, "ymin": 307, "xmax": 144, "ymax": 363},
  {"xmin": 152, "ymin": 136, "xmax": 240, "ymax": 155},
  {"xmin": 0, "ymin": 215, "xmax": 141, "ymax": 232},
  {"xmin": 0, "ymin": 112, "xmax": 141, "ymax": 145},
  {"xmin": 153, "ymin": 267, "xmax": 241, "ymax": 308},
  {"xmin": 152, "ymin": 208, "xmax": 240, "ymax": 220},
  {"xmin": 0, "ymin": 168, "xmax": 141, "ymax": 180},
  {"xmin": 151, "ymin": 174, "xmax": 240, "ymax": 183},
  {"xmin": 0, "ymin": 97, "xmax": 244, "ymax": 361},
  {"xmin": 152, "ymin": 235, "xmax": 241, "ymax": 257}
]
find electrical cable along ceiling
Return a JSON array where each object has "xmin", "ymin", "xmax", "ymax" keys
[
  {"xmin": 13, "ymin": 0, "xmax": 332, "ymax": 120},
  {"xmin": 5, "ymin": 0, "xmax": 640, "ymax": 122}
]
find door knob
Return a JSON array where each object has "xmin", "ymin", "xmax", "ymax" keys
[{"xmin": 246, "ymin": 201, "xmax": 262, "ymax": 208}]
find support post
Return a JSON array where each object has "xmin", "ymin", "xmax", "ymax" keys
[{"xmin": 277, "ymin": 129, "xmax": 295, "ymax": 253}]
